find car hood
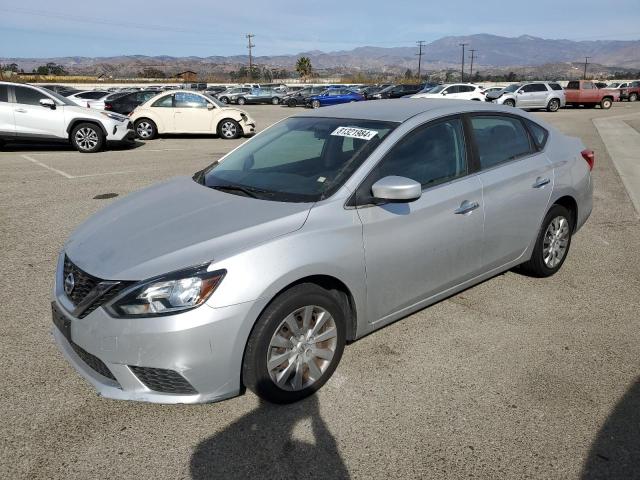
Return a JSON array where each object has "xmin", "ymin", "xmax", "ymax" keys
[
  {"xmin": 65, "ymin": 176, "xmax": 312, "ymax": 280},
  {"xmin": 486, "ymin": 91, "xmax": 505, "ymax": 100}
]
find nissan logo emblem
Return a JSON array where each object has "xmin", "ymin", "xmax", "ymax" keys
[{"xmin": 64, "ymin": 272, "xmax": 75, "ymax": 296}]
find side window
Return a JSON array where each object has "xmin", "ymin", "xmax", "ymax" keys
[
  {"xmin": 525, "ymin": 120, "xmax": 549, "ymax": 150},
  {"xmin": 446, "ymin": 86, "xmax": 460, "ymax": 94},
  {"xmin": 461, "ymin": 85, "xmax": 475, "ymax": 93},
  {"xmin": 0, "ymin": 85, "xmax": 8, "ymax": 102},
  {"xmin": 14, "ymin": 86, "xmax": 48, "ymax": 106},
  {"xmin": 470, "ymin": 116, "xmax": 534, "ymax": 169},
  {"xmin": 532, "ymin": 84, "xmax": 548, "ymax": 92},
  {"xmin": 174, "ymin": 92, "xmax": 207, "ymax": 108},
  {"xmin": 549, "ymin": 83, "xmax": 563, "ymax": 91},
  {"xmin": 521, "ymin": 84, "xmax": 536, "ymax": 93},
  {"xmin": 583, "ymin": 82, "xmax": 594, "ymax": 90},
  {"xmin": 371, "ymin": 118, "xmax": 467, "ymax": 187},
  {"xmin": 152, "ymin": 95, "xmax": 174, "ymax": 107},
  {"xmin": 565, "ymin": 81, "xmax": 580, "ymax": 89}
]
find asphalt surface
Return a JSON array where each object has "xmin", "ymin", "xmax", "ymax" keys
[{"xmin": 1, "ymin": 102, "xmax": 639, "ymax": 480}]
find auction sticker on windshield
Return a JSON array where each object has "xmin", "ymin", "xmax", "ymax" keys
[{"xmin": 331, "ymin": 127, "xmax": 378, "ymax": 140}]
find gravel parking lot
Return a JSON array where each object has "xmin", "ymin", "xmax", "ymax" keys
[{"xmin": 1, "ymin": 103, "xmax": 639, "ymax": 479}]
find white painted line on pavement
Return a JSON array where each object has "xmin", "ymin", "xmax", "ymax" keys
[
  {"xmin": 21, "ymin": 154, "xmax": 132, "ymax": 179},
  {"xmin": 593, "ymin": 115, "xmax": 640, "ymax": 216}
]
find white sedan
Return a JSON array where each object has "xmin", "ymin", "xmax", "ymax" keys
[
  {"xmin": 411, "ymin": 83, "xmax": 485, "ymax": 101},
  {"xmin": 130, "ymin": 90, "xmax": 256, "ymax": 140},
  {"xmin": 66, "ymin": 90, "xmax": 111, "ymax": 109}
]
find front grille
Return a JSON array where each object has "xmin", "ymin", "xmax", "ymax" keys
[
  {"xmin": 63, "ymin": 256, "xmax": 100, "ymax": 306},
  {"xmin": 78, "ymin": 282, "xmax": 130, "ymax": 319},
  {"xmin": 129, "ymin": 366, "xmax": 197, "ymax": 395},
  {"xmin": 70, "ymin": 341, "xmax": 118, "ymax": 382}
]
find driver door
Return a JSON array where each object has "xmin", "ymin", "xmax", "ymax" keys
[
  {"xmin": 12, "ymin": 85, "xmax": 66, "ymax": 139},
  {"xmin": 355, "ymin": 117, "xmax": 484, "ymax": 324},
  {"xmin": 172, "ymin": 92, "xmax": 212, "ymax": 133}
]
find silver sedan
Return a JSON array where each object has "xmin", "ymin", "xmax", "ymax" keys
[{"xmin": 52, "ymin": 100, "xmax": 593, "ymax": 404}]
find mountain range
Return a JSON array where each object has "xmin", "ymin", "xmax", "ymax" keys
[{"xmin": 2, "ymin": 34, "xmax": 639, "ymax": 76}]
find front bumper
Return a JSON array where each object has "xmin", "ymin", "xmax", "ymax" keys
[
  {"xmin": 105, "ymin": 121, "xmax": 135, "ymax": 142},
  {"xmin": 240, "ymin": 116, "xmax": 256, "ymax": 135},
  {"xmin": 51, "ymin": 255, "xmax": 268, "ymax": 404}
]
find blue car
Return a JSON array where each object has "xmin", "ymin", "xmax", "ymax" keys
[{"xmin": 306, "ymin": 88, "xmax": 365, "ymax": 108}]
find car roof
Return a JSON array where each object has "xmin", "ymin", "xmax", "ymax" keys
[{"xmin": 294, "ymin": 98, "xmax": 526, "ymax": 123}]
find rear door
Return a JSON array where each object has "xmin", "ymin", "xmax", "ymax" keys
[
  {"xmin": 0, "ymin": 84, "xmax": 15, "ymax": 139},
  {"xmin": 12, "ymin": 85, "xmax": 66, "ymax": 139},
  {"xmin": 469, "ymin": 114, "xmax": 553, "ymax": 269}
]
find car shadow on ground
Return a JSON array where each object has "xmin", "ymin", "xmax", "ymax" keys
[
  {"xmin": 0, "ymin": 140, "xmax": 144, "ymax": 152},
  {"xmin": 581, "ymin": 377, "xmax": 640, "ymax": 479},
  {"xmin": 190, "ymin": 394, "xmax": 350, "ymax": 480}
]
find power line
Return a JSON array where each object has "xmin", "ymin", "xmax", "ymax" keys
[
  {"xmin": 583, "ymin": 56, "xmax": 591, "ymax": 79},
  {"xmin": 246, "ymin": 34, "xmax": 255, "ymax": 81},
  {"xmin": 416, "ymin": 40, "xmax": 426, "ymax": 81},
  {"xmin": 469, "ymin": 49, "xmax": 476, "ymax": 78},
  {"xmin": 459, "ymin": 43, "xmax": 469, "ymax": 82}
]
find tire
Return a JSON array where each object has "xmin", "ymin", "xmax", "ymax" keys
[
  {"xmin": 134, "ymin": 118, "xmax": 157, "ymax": 140},
  {"xmin": 71, "ymin": 122, "xmax": 104, "ymax": 153},
  {"xmin": 629, "ymin": 93, "xmax": 638, "ymax": 102},
  {"xmin": 237, "ymin": 97, "xmax": 246, "ymax": 105},
  {"xmin": 217, "ymin": 118, "xmax": 241, "ymax": 139},
  {"xmin": 520, "ymin": 204, "xmax": 573, "ymax": 277},
  {"xmin": 311, "ymin": 100, "xmax": 321, "ymax": 109},
  {"xmin": 547, "ymin": 98, "xmax": 560, "ymax": 112},
  {"xmin": 271, "ymin": 97, "xmax": 280, "ymax": 105},
  {"xmin": 219, "ymin": 96, "xmax": 229, "ymax": 104},
  {"xmin": 503, "ymin": 99, "xmax": 516, "ymax": 107},
  {"xmin": 242, "ymin": 283, "xmax": 347, "ymax": 404},
  {"xmin": 287, "ymin": 99, "xmax": 297, "ymax": 108},
  {"xmin": 600, "ymin": 98, "xmax": 613, "ymax": 109}
]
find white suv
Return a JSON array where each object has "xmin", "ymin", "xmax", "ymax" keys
[
  {"xmin": 0, "ymin": 82, "xmax": 134, "ymax": 153},
  {"xmin": 411, "ymin": 83, "xmax": 485, "ymax": 101}
]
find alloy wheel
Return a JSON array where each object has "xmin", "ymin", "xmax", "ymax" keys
[
  {"xmin": 542, "ymin": 216, "xmax": 570, "ymax": 268},
  {"xmin": 136, "ymin": 121, "xmax": 153, "ymax": 139},
  {"xmin": 266, "ymin": 305, "xmax": 338, "ymax": 391},
  {"xmin": 75, "ymin": 127, "xmax": 99, "ymax": 151},
  {"xmin": 220, "ymin": 121, "xmax": 237, "ymax": 138}
]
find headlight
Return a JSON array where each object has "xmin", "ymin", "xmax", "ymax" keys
[
  {"xmin": 101, "ymin": 111, "xmax": 128, "ymax": 122},
  {"xmin": 106, "ymin": 264, "xmax": 226, "ymax": 318}
]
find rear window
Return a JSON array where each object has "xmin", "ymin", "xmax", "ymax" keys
[
  {"xmin": 566, "ymin": 81, "xmax": 580, "ymax": 90},
  {"xmin": 526, "ymin": 120, "xmax": 549, "ymax": 150},
  {"xmin": 549, "ymin": 83, "xmax": 563, "ymax": 91}
]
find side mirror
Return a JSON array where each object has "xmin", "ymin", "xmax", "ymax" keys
[
  {"xmin": 207, "ymin": 103, "xmax": 215, "ymax": 110},
  {"xmin": 441, "ymin": 91, "xmax": 447, "ymax": 96},
  {"xmin": 40, "ymin": 98, "xmax": 56, "ymax": 109},
  {"xmin": 371, "ymin": 176, "xmax": 422, "ymax": 203}
]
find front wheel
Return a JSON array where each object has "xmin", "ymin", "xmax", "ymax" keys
[
  {"xmin": 217, "ymin": 118, "xmax": 241, "ymax": 139},
  {"xmin": 71, "ymin": 123, "xmax": 104, "ymax": 153},
  {"xmin": 271, "ymin": 97, "xmax": 280, "ymax": 105},
  {"xmin": 520, "ymin": 204, "xmax": 573, "ymax": 277},
  {"xmin": 311, "ymin": 100, "xmax": 321, "ymax": 109},
  {"xmin": 629, "ymin": 93, "xmax": 638, "ymax": 102},
  {"xmin": 134, "ymin": 119, "xmax": 157, "ymax": 140},
  {"xmin": 547, "ymin": 98, "xmax": 560, "ymax": 112},
  {"xmin": 503, "ymin": 99, "xmax": 515, "ymax": 107},
  {"xmin": 287, "ymin": 99, "xmax": 297, "ymax": 107},
  {"xmin": 600, "ymin": 98, "xmax": 613, "ymax": 109},
  {"xmin": 219, "ymin": 96, "xmax": 229, "ymax": 104},
  {"xmin": 242, "ymin": 284, "xmax": 346, "ymax": 404}
]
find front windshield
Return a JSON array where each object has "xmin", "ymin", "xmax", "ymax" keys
[
  {"xmin": 503, "ymin": 84, "xmax": 521, "ymax": 93},
  {"xmin": 203, "ymin": 93, "xmax": 224, "ymax": 107},
  {"xmin": 198, "ymin": 117, "xmax": 397, "ymax": 202},
  {"xmin": 428, "ymin": 85, "xmax": 445, "ymax": 94},
  {"xmin": 41, "ymin": 88, "xmax": 76, "ymax": 106}
]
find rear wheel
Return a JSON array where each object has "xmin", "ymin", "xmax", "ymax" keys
[
  {"xmin": 271, "ymin": 97, "xmax": 280, "ymax": 105},
  {"xmin": 520, "ymin": 204, "xmax": 573, "ymax": 277},
  {"xmin": 242, "ymin": 283, "xmax": 346, "ymax": 404},
  {"xmin": 217, "ymin": 118, "xmax": 241, "ymax": 139},
  {"xmin": 287, "ymin": 99, "xmax": 297, "ymax": 107},
  {"xmin": 547, "ymin": 98, "xmax": 560, "ymax": 112},
  {"xmin": 237, "ymin": 97, "xmax": 246, "ymax": 105},
  {"xmin": 134, "ymin": 118, "xmax": 157, "ymax": 140},
  {"xmin": 503, "ymin": 99, "xmax": 516, "ymax": 107},
  {"xmin": 71, "ymin": 123, "xmax": 104, "ymax": 153},
  {"xmin": 629, "ymin": 93, "xmax": 638, "ymax": 102},
  {"xmin": 219, "ymin": 96, "xmax": 229, "ymax": 104},
  {"xmin": 600, "ymin": 98, "xmax": 613, "ymax": 109}
]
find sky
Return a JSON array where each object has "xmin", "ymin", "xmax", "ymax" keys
[{"xmin": 1, "ymin": 0, "xmax": 639, "ymax": 58}]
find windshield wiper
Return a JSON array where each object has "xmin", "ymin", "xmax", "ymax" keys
[{"xmin": 210, "ymin": 184, "xmax": 271, "ymax": 199}]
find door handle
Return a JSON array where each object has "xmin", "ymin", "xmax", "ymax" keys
[
  {"xmin": 533, "ymin": 177, "xmax": 551, "ymax": 189},
  {"xmin": 454, "ymin": 200, "xmax": 480, "ymax": 215},
  {"xmin": 14, "ymin": 108, "xmax": 27, "ymax": 113}
]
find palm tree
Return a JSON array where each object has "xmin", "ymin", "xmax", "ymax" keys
[{"xmin": 296, "ymin": 57, "xmax": 312, "ymax": 82}]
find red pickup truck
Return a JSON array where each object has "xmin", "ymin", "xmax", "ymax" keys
[
  {"xmin": 620, "ymin": 81, "xmax": 640, "ymax": 102},
  {"xmin": 564, "ymin": 80, "xmax": 619, "ymax": 109}
]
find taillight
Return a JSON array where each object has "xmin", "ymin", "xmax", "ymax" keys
[
  {"xmin": 104, "ymin": 103, "xmax": 112, "ymax": 110},
  {"xmin": 581, "ymin": 149, "xmax": 595, "ymax": 170}
]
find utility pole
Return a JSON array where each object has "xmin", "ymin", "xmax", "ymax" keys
[
  {"xmin": 469, "ymin": 49, "xmax": 476, "ymax": 79},
  {"xmin": 246, "ymin": 34, "xmax": 255, "ymax": 81},
  {"xmin": 459, "ymin": 43, "xmax": 469, "ymax": 82},
  {"xmin": 583, "ymin": 56, "xmax": 591, "ymax": 80},
  {"xmin": 416, "ymin": 40, "xmax": 426, "ymax": 81}
]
